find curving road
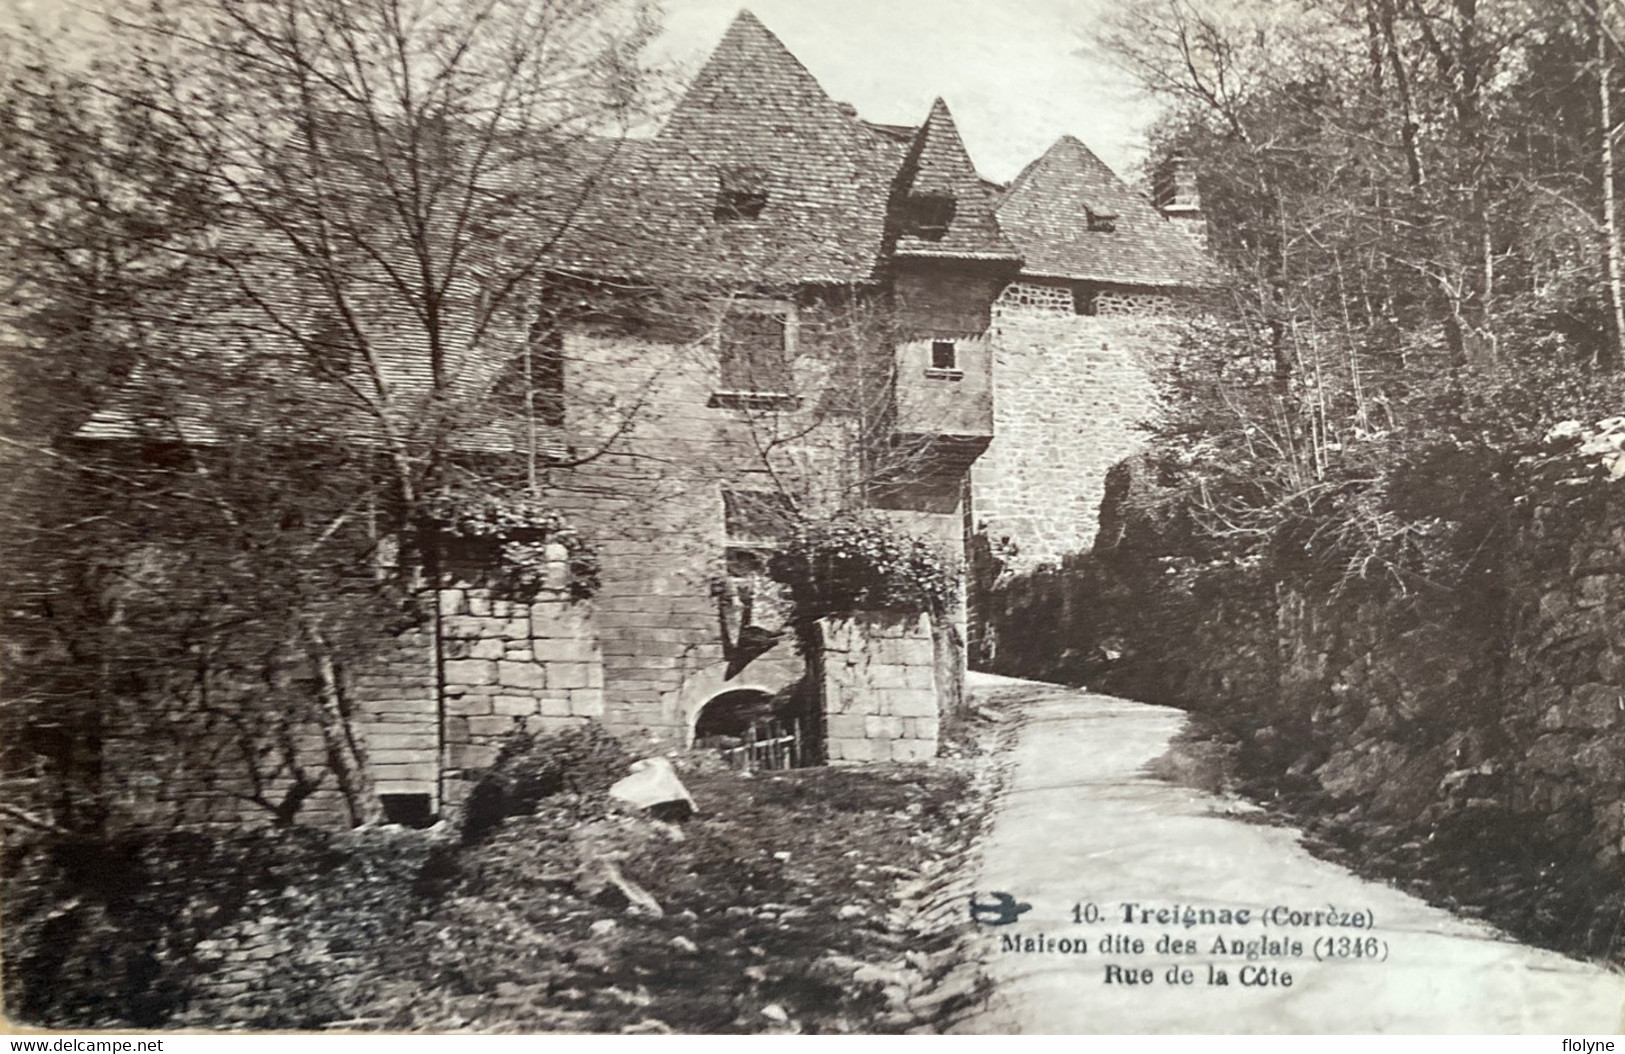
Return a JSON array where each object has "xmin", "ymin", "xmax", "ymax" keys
[{"xmin": 954, "ymin": 674, "xmax": 1625, "ymax": 1034}]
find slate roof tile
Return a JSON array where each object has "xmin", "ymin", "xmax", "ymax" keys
[
  {"xmin": 995, "ymin": 135, "xmax": 1217, "ymax": 288},
  {"xmin": 546, "ymin": 10, "xmax": 898, "ymax": 286},
  {"xmin": 891, "ymin": 98, "xmax": 1018, "ymax": 261},
  {"xmin": 76, "ymin": 12, "xmax": 1221, "ymax": 447}
]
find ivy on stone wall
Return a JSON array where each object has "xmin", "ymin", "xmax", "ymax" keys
[
  {"xmin": 767, "ymin": 514, "xmax": 954, "ymax": 624},
  {"xmin": 423, "ymin": 489, "xmax": 600, "ymax": 602}
]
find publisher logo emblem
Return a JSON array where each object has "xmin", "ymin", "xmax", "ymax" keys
[{"xmin": 969, "ymin": 891, "xmax": 1032, "ymax": 926}]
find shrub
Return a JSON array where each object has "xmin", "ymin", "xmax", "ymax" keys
[{"xmin": 767, "ymin": 514, "xmax": 955, "ymax": 623}]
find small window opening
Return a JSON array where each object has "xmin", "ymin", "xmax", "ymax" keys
[
  {"xmin": 901, "ymin": 193, "xmax": 956, "ymax": 241},
  {"xmin": 1074, "ymin": 288, "xmax": 1099, "ymax": 316},
  {"xmin": 1087, "ymin": 210, "xmax": 1117, "ymax": 233},
  {"xmin": 930, "ymin": 340, "xmax": 957, "ymax": 370},
  {"xmin": 719, "ymin": 309, "xmax": 792, "ymax": 393},
  {"xmin": 725, "ymin": 546, "xmax": 770, "ymax": 577},
  {"xmin": 716, "ymin": 166, "xmax": 769, "ymax": 221},
  {"xmin": 379, "ymin": 792, "xmax": 435, "ymax": 829},
  {"xmin": 306, "ymin": 317, "xmax": 354, "ymax": 377}
]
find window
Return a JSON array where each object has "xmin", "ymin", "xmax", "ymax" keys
[
  {"xmin": 1087, "ymin": 209, "xmax": 1117, "ymax": 233},
  {"xmin": 493, "ymin": 326, "xmax": 565, "ymax": 428},
  {"xmin": 925, "ymin": 339, "xmax": 963, "ymax": 380},
  {"xmin": 305, "ymin": 316, "xmax": 354, "ymax": 377},
  {"xmin": 379, "ymin": 792, "xmax": 434, "ymax": 829},
  {"xmin": 901, "ymin": 193, "xmax": 956, "ymax": 240},
  {"xmin": 715, "ymin": 303, "xmax": 794, "ymax": 400},
  {"xmin": 716, "ymin": 165, "xmax": 769, "ymax": 221},
  {"xmin": 719, "ymin": 488, "xmax": 794, "ymax": 644}
]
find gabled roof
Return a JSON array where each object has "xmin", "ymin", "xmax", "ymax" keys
[
  {"xmin": 892, "ymin": 98, "xmax": 1019, "ymax": 262},
  {"xmin": 995, "ymin": 136, "xmax": 1217, "ymax": 288},
  {"xmin": 547, "ymin": 10, "xmax": 898, "ymax": 286}
]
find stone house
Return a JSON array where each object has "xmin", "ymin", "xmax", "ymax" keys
[
  {"xmin": 70, "ymin": 10, "xmax": 1213, "ymax": 827},
  {"xmin": 973, "ymin": 139, "xmax": 1217, "ymax": 572}
]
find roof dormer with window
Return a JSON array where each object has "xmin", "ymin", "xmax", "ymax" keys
[{"xmin": 715, "ymin": 165, "xmax": 770, "ymax": 222}]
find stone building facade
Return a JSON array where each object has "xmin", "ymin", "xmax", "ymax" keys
[
  {"xmin": 971, "ymin": 136, "xmax": 1215, "ymax": 572},
  {"xmin": 77, "ymin": 10, "xmax": 1214, "ymax": 827}
]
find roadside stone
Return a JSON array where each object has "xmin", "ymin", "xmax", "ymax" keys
[
  {"xmin": 608, "ymin": 757, "xmax": 697, "ymax": 818},
  {"xmin": 621, "ymin": 1020, "xmax": 672, "ymax": 1034}
]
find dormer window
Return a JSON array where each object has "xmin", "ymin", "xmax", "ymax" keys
[
  {"xmin": 716, "ymin": 165, "xmax": 769, "ymax": 221},
  {"xmin": 1088, "ymin": 210, "xmax": 1117, "ymax": 233},
  {"xmin": 901, "ymin": 193, "xmax": 956, "ymax": 241}
]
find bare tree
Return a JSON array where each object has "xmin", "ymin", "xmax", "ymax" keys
[{"xmin": 0, "ymin": 0, "xmax": 664, "ymax": 828}]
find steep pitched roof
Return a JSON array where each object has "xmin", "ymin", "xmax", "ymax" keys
[
  {"xmin": 995, "ymin": 136, "xmax": 1216, "ymax": 287},
  {"xmin": 548, "ymin": 10, "xmax": 898, "ymax": 285},
  {"xmin": 891, "ymin": 98, "xmax": 1019, "ymax": 261}
]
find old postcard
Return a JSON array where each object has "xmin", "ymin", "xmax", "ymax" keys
[{"xmin": 1, "ymin": 0, "xmax": 1622, "ymax": 1035}]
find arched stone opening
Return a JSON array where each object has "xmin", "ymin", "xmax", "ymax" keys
[
  {"xmin": 693, "ymin": 688, "xmax": 776, "ymax": 742},
  {"xmin": 692, "ymin": 687, "xmax": 811, "ymax": 770}
]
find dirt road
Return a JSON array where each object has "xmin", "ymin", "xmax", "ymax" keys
[{"xmin": 953, "ymin": 674, "xmax": 1625, "ymax": 1034}]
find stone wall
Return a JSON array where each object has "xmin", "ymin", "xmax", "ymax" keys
[
  {"xmin": 350, "ymin": 620, "xmax": 440, "ymax": 815},
  {"xmin": 1500, "ymin": 461, "xmax": 1625, "ymax": 888},
  {"xmin": 551, "ymin": 287, "xmax": 973, "ymax": 749},
  {"xmin": 549, "ymin": 325, "xmax": 812, "ymax": 745},
  {"xmin": 99, "ymin": 561, "xmax": 605, "ymax": 826},
  {"xmin": 435, "ymin": 582, "xmax": 605, "ymax": 810},
  {"xmin": 973, "ymin": 280, "xmax": 1179, "ymax": 570},
  {"xmin": 99, "ymin": 618, "xmax": 439, "ymax": 832},
  {"xmin": 818, "ymin": 613, "xmax": 940, "ymax": 763},
  {"xmin": 93, "ymin": 276, "xmax": 986, "ymax": 831}
]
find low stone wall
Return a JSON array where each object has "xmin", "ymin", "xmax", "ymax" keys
[
  {"xmin": 435, "ymin": 584, "xmax": 605, "ymax": 809},
  {"xmin": 1500, "ymin": 461, "xmax": 1625, "ymax": 880},
  {"xmin": 100, "ymin": 565, "xmax": 605, "ymax": 827},
  {"xmin": 819, "ymin": 614, "xmax": 940, "ymax": 763}
]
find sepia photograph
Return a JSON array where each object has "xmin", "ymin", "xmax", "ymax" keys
[{"xmin": 0, "ymin": 0, "xmax": 1622, "ymax": 1035}]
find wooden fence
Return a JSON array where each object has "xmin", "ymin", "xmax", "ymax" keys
[{"xmin": 716, "ymin": 719, "xmax": 808, "ymax": 771}]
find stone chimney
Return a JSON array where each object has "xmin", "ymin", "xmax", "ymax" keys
[{"xmin": 1154, "ymin": 154, "xmax": 1206, "ymax": 249}]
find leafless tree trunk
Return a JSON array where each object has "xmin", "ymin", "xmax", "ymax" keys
[{"xmin": 1599, "ymin": 10, "xmax": 1625, "ymax": 367}]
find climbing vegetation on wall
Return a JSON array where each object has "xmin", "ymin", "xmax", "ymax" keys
[
  {"xmin": 423, "ymin": 486, "xmax": 600, "ymax": 602},
  {"xmin": 768, "ymin": 514, "xmax": 955, "ymax": 623}
]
